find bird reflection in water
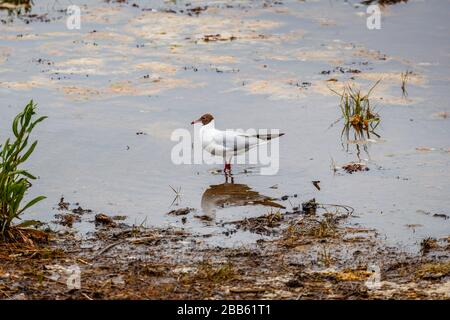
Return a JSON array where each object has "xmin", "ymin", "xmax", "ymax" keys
[{"xmin": 200, "ymin": 179, "xmax": 285, "ymax": 222}]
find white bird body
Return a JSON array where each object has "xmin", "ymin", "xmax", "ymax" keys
[
  {"xmin": 200, "ymin": 120, "xmax": 265, "ymax": 162},
  {"xmin": 192, "ymin": 113, "xmax": 284, "ymax": 174}
]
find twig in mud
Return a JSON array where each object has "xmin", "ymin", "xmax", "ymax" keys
[
  {"xmin": 192, "ymin": 286, "xmax": 203, "ymax": 295},
  {"xmin": 95, "ymin": 240, "xmax": 126, "ymax": 257},
  {"xmin": 230, "ymin": 288, "xmax": 266, "ymax": 294},
  {"xmin": 81, "ymin": 292, "xmax": 93, "ymax": 300},
  {"xmin": 95, "ymin": 235, "xmax": 162, "ymax": 256},
  {"xmin": 76, "ymin": 258, "xmax": 91, "ymax": 266},
  {"xmin": 318, "ymin": 203, "xmax": 355, "ymax": 217},
  {"xmin": 173, "ymin": 275, "xmax": 182, "ymax": 293},
  {"xmin": 0, "ymin": 288, "xmax": 11, "ymax": 299},
  {"xmin": 127, "ymin": 236, "xmax": 159, "ymax": 244}
]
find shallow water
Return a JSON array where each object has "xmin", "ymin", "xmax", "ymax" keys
[{"xmin": 1, "ymin": 0, "xmax": 449, "ymax": 251}]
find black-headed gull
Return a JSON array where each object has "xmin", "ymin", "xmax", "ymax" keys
[{"xmin": 191, "ymin": 113, "xmax": 284, "ymax": 174}]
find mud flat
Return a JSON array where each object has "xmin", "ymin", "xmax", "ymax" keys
[{"xmin": 1, "ymin": 204, "xmax": 449, "ymax": 300}]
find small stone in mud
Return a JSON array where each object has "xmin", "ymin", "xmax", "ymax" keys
[
  {"xmin": 95, "ymin": 213, "xmax": 116, "ymax": 226},
  {"xmin": 168, "ymin": 207, "xmax": 194, "ymax": 216},
  {"xmin": 302, "ymin": 198, "xmax": 317, "ymax": 215}
]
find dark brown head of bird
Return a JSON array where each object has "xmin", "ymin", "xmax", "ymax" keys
[{"xmin": 191, "ymin": 113, "xmax": 214, "ymax": 125}]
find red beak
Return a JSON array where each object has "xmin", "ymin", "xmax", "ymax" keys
[{"xmin": 191, "ymin": 119, "xmax": 201, "ymax": 125}]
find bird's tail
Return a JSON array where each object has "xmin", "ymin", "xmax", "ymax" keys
[{"xmin": 254, "ymin": 133, "xmax": 285, "ymax": 141}]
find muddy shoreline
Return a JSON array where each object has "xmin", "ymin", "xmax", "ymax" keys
[{"xmin": 1, "ymin": 203, "xmax": 449, "ymax": 300}]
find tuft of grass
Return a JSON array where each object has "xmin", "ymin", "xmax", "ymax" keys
[
  {"xmin": 330, "ymin": 80, "xmax": 381, "ymax": 158},
  {"xmin": 196, "ymin": 261, "xmax": 235, "ymax": 283},
  {"xmin": 416, "ymin": 261, "xmax": 450, "ymax": 279},
  {"xmin": 317, "ymin": 247, "xmax": 333, "ymax": 267},
  {"xmin": 401, "ymin": 70, "xmax": 413, "ymax": 97},
  {"xmin": 420, "ymin": 237, "xmax": 438, "ymax": 256},
  {"xmin": 169, "ymin": 185, "xmax": 182, "ymax": 207},
  {"xmin": 313, "ymin": 216, "xmax": 338, "ymax": 238},
  {"xmin": 331, "ymin": 80, "xmax": 381, "ymax": 138},
  {"xmin": 0, "ymin": 100, "xmax": 47, "ymax": 237},
  {"xmin": 265, "ymin": 209, "xmax": 283, "ymax": 227}
]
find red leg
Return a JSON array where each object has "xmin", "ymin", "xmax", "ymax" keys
[{"xmin": 224, "ymin": 163, "xmax": 231, "ymax": 176}]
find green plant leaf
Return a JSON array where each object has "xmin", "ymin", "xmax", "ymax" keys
[
  {"xmin": 18, "ymin": 196, "xmax": 46, "ymax": 215},
  {"xmin": 16, "ymin": 219, "xmax": 44, "ymax": 228},
  {"xmin": 0, "ymin": 100, "xmax": 47, "ymax": 235},
  {"xmin": 28, "ymin": 116, "xmax": 48, "ymax": 133},
  {"xmin": 19, "ymin": 141, "xmax": 38, "ymax": 164}
]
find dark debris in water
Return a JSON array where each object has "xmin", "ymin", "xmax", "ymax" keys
[
  {"xmin": 167, "ymin": 207, "xmax": 194, "ymax": 216},
  {"xmin": 95, "ymin": 213, "xmax": 117, "ymax": 227},
  {"xmin": 54, "ymin": 213, "xmax": 80, "ymax": 228},
  {"xmin": 57, "ymin": 197, "xmax": 69, "ymax": 211},
  {"xmin": 342, "ymin": 162, "xmax": 369, "ymax": 174},
  {"xmin": 194, "ymin": 214, "xmax": 213, "ymax": 222},
  {"xmin": 433, "ymin": 213, "xmax": 449, "ymax": 220},
  {"xmin": 302, "ymin": 198, "xmax": 317, "ymax": 215},
  {"xmin": 54, "ymin": 198, "xmax": 92, "ymax": 227},
  {"xmin": 321, "ymin": 66, "xmax": 362, "ymax": 76},
  {"xmin": 312, "ymin": 181, "xmax": 321, "ymax": 191},
  {"xmin": 202, "ymin": 34, "xmax": 237, "ymax": 42},
  {"xmin": 361, "ymin": 0, "xmax": 408, "ymax": 6},
  {"xmin": 72, "ymin": 206, "xmax": 93, "ymax": 215},
  {"xmin": 186, "ymin": 6, "xmax": 208, "ymax": 16}
]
